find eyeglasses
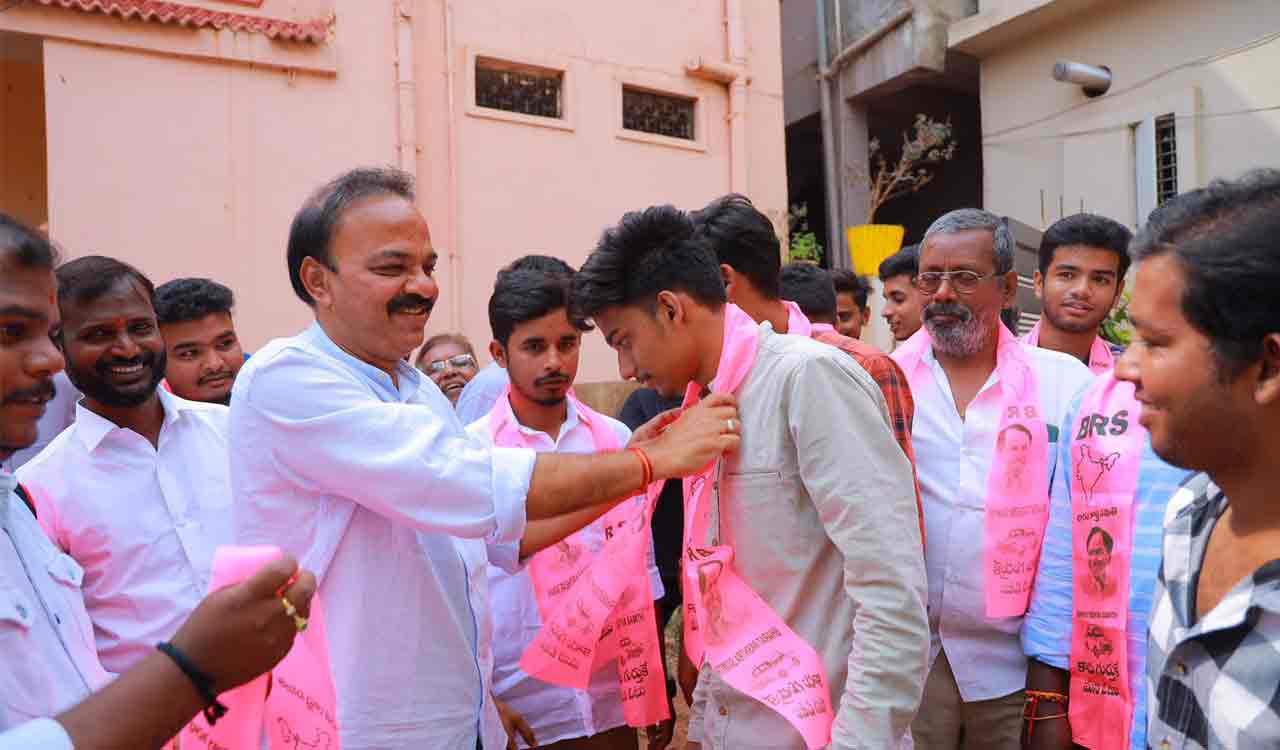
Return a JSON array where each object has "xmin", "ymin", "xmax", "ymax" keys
[
  {"xmin": 424, "ymin": 354, "xmax": 477, "ymax": 373},
  {"xmin": 914, "ymin": 270, "xmax": 1000, "ymax": 295}
]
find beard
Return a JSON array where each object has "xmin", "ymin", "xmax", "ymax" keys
[
  {"xmin": 924, "ymin": 302, "xmax": 998, "ymax": 357},
  {"xmin": 66, "ymin": 348, "xmax": 167, "ymax": 409}
]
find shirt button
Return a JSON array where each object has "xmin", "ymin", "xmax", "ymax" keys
[
  {"xmin": 1176, "ymin": 662, "xmax": 1187, "ymax": 676},
  {"xmin": 15, "ymin": 603, "xmax": 27, "ymax": 619},
  {"xmin": 718, "ymin": 706, "xmax": 728, "ymax": 717}
]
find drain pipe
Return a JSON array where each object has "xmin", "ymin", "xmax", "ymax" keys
[
  {"xmin": 815, "ymin": 0, "xmax": 843, "ymax": 266},
  {"xmin": 393, "ymin": 0, "xmax": 417, "ymax": 175},
  {"xmin": 442, "ymin": 0, "xmax": 462, "ymax": 330},
  {"xmin": 686, "ymin": 0, "xmax": 749, "ymax": 194}
]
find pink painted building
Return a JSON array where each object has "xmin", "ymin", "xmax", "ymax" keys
[{"xmin": 0, "ymin": 0, "xmax": 787, "ymax": 382}]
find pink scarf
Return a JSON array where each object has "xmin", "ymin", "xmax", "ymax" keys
[
  {"xmin": 1021, "ymin": 320, "xmax": 1115, "ymax": 375},
  {"xmin": 1067, "ymin": 372, "xmax": 1142, "ymax": 749},
  {"xmin": 509, "ymin": 388, "xmax": 670, "ymax": 727},
  {"xmin": 782, "ymin": 300, "xmax": 816, "ymax": 337},
  {"xmin": 679, "ymin": 304, "xmax": 835, "ymax": 748},
  {"xmin": 179, "ymin": 546, "xmax": 339, "ymax": 750},
  {"xmin": 893, "ymin": 325, "xmax": 1050, "ymax": 616}
]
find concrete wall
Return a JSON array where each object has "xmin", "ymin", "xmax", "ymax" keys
[
  {"xmin": 0, "ymin": 33, "xmax": 47, "ymax": 229},
  {"xmin": 782, "ymin": 0, "xmax": 820, "ymax": 125},
  {"xmin": 976, "ymin": 0, "xmax": 1280, "ymax": 231},
  {"xmin": 5, "ymin": 0, "xmax": 788, "ymax": 384}
]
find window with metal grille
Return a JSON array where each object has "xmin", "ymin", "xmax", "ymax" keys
[
  {"xmin": 475, "ymin": 57, "xmax": 563, "ymax": 119},
  {"xmin": 622, "ymin": 87, "xmax": 695, "ymax": 141},
  {"xmin": 1156, "ymin": 114, "xmax": 1178, "ymax": 205}
]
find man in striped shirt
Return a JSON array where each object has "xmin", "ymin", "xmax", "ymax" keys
[{"xmin": 1128, "ymin": 169, "xmax": 1280, "ymax": 749}]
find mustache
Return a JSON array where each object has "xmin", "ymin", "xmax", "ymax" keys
[
  {"xmin": 387, "ymin": 293, "xmax": 436, "ymax": 315},
  {"xmin": 2, "ymin": 379, "xmax": 56, "ymax": 405},
  {"xmin": 96, "ymin": 351, "xmax": 159, "ymax": 373},
  {"xmin": 198, "ymin": 370, "xmax": 235, "ymax": 386},
  {"xmin": 534, "ymin": 372, "xmax": 570, "ymax": 388},
  {"xmin": 924, "ymin": 302, "xmax": 973, "ymax": 323}
]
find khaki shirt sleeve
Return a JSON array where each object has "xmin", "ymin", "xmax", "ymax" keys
[{"xmin": 787, "ymin": 354, "xmax": 930, "ymax": 749}]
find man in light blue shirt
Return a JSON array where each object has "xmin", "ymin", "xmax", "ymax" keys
[
  {"xmin": 1022, "ymin": 380, "xmax": 1193, "ymax": 750},
  {"xmin": 230, "ymin": 167, "xmax": 739, "ymax": 750}
]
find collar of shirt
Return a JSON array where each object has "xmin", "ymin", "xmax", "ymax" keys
[
  {"xmin": 919, "ymin": 339, "xmax": 1000, "ymax": 397},
  {"xmin": 1170, "ymin": 483, "xmax": 1280, "ymax": 634},
  {"xmin": 302, "ymin": 321, "xmax": 425, "ymax": 402},
  {"xmin": 510, "ymin": 396, "xmax": 583, "ymax": 446},
  {"xmin": 71, "ymin": 387, "xmax": 194, "ymax": 453},
  {"xmin": 0, "ymin": 470, "xmax": 15, "ymax": 528}
]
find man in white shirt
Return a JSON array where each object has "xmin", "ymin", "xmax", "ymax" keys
[
  {"xmin": 17, "ymin": 255, "xmax": 235, "ymax": 676},
  {"xmin": 230, "ymin": 167, "xmax": 738, "ymax": 750},
  {"xmin": 153, "ymin": 277, "xmax": 247, "ymax": 405},
  {"xmin": 456, "ymin": 255, "xmax": 573, "ymax": 426},
  {"xmin": 0, "ymin": 212, "xmax": 316, "ymax": 750},
  {"xmin": 468, "ymin": 257, "xmax": 668, "ymax": 750},
  {"xmin": 895, "ymin": 209, "xmax": 1094, "ymax": 750},
  {"xmin": 572, "ymin": 204, "xmax": 928, "ymax": 750},
  {"xmin": 1021, "ymin": 213, "xmax": 1132, "ymax": 374},
  {"xmin": 457, "ymin": 361, "xmax": 510, "ymax": 424}
]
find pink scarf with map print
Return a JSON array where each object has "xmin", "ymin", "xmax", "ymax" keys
[
  {"xmin": 893, "ymin": 324, "xmax": 1050, "ymax": 616},
  {"xmin": 506, "ymin": 387, "xmax": 670, "ymax": 728},
  {"xmin": 1067, "ymin": 372, "xmax": 1141, "ymax": 749},
  {"xmin": 679, "ymin": 304, "xmax": 836, "ymax": 748}
]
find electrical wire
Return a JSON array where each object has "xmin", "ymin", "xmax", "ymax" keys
[{"xmin": 980, "ymin": 28, "xmax": 1280, "ymax": 143}]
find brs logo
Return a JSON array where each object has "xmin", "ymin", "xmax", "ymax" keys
[{"xmin": 1075, "ymin": 409, "xmax": 1130, "ymax": 440}]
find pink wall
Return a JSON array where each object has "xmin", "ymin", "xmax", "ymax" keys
[{"xmin": 5, "ymin": 0, "xmax": 787, "ymax": 384}]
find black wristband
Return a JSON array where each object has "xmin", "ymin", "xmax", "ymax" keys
[{"xmin": 156, "ymin": 641, "xmax": 228, "ymax": 725}]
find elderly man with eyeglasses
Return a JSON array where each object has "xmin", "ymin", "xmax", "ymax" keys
[
  {"xmin": 890, "ymin": 209, "xmax": 1094, "ymax": 750},
  {"xmin": 415, "ymin": 333, "xmax": 480, "ymax": 405}
]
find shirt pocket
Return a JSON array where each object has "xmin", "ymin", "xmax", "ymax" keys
[
  {"xmin": 720, "ymin": 470, "xmax": 812, "ymax": 574},
  {"xmin": 43, "ymin": 551, "xmax": 98, "ymax": 657},
  {"xmin": 0, "ymin": 586, "xmax": 59, "ymax": 722}
]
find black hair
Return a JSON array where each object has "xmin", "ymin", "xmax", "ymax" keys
[
  {"xmin": 571, "ymin": 204, "xmax": 727, "ymax": 321},
  {"xmin": 779, "ymin": 263, "xmax": 837, "ymax": 323},
  {"xmin": 878, "ymin": 244, "xmax": 919, "ymax": 282},
  {"xmin": 0, "ymin": 213, "xmax": 58, "ymax": 270},
  {"xmin": 1086, "ymin": 526, "xmax": 1114, "ymax": 554},
  {"xmin": 830, "ymin": 268, "xmax": 871, "ymax": 309},
  {"xmin": 691, "ymin": 193, "xmax": 781, "ymax": 298},
  {"xmin": 286, "ymin": 166, "xmax": 416, "ymax": 306},
  {"xmin": 507, "ymin": 254, "xmax": 576, "ymax": 275},
  {"xmin": 1038, "ymin": 213, "xmax": 1133, "ymax": 277},
  {"xmin": 1131, "ymin": 168, "xmax": 1280, "ymax": 380},
  {"xmin": 490, "ymin": 262, "xmax": 592, "ymax": 347},
  {"xmin": 153, "ymin": 278, "xmax": 235, "ymax": 326},
  {"xmin": 56, "ymin": 255, "xmax": 155, "ymax": 310}
]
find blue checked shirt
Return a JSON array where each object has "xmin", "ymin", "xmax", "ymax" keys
[
  {"xmin": 1146, "ymin": 474, "xmax": 1280, "ymax": 750},
  {"xmin": 1022, "ymin": 385, "xmax": 1193, "ymax": 750}
]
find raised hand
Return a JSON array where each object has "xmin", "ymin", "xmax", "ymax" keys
[
  {"xmin": 169, "ymin": 554, "xmax": 318, "ymax": 694},
  {"xmin": 642, "ymin": 393, "xmax": 740, "ymax": 480}
]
